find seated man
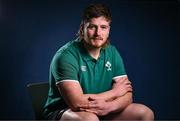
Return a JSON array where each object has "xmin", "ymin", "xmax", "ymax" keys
[{"xmin": 43, "ymin": 3, "xmax": 154, "ymax": 121}]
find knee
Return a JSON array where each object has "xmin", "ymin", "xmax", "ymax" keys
[
  {"xmin": 136, "ymin": 104, "xmax": 154, "ymax": 120},
  {"xmin": 79, "ymin": 112, "xmax": 99, "ymax": 121},
  {"xmin": 61, "ymin": 110, "xmax": 99, "ymax": 121}
]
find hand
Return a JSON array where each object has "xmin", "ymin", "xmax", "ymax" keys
[
  {"xmin": 85, "ymin": 94, "xmax": 104, "ymax": 100},
  {"xmin": 79, "ymin": 97, "xmax": 111, "ymax": 116},
  {"xmin": 112, "ymin": 76, "xmax": 133, "ymax": 97}
]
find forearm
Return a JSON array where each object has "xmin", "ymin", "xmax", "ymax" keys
[
  {"xmin": 85, "ymin": 89, "xmax": 117, "ymax": 101},
  {"xmin": 108, "ymin": 92, "xmax": 133, "ymax": 113},
  {"xmin": 66, "ymin": 94, "xmax": 90, "ymax": 111},
  {"xmin": 57, "ymin": 82, "xmax": 90, "ymax": 111}
]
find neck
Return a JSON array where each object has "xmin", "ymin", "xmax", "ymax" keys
[{"xmin": 83, "ymin": 42, "xmax": 101, "ymax": 60}]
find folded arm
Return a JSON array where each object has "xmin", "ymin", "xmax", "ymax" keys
[
  {"xmin": 108, "ymin": 75, "xmax": 133, "ymax": 113},
  {"xmin": 57, "ymin": 76, "xmax": 132, "ymax": 113},
  {"xmin": 86, "ymin": 76, "xmax": 132, "ymax": 101},
  {"xmin": 56, "ymin": 80, "xmax": 122, "ymax": 111},
  {"xmin": 79, "ymin": 76, "xmax": 133, "ymax": 116},
  {"xmin": 57, "ymin": 81, "xmax": 120, "ymax": 111},
  {"xmin": 107, "ymin": 92, "xmax": 133, "ymax": 113}
]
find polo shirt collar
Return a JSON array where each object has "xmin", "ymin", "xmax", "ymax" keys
[{"xmin": 78, "ymin": 40, "xmax": 105, "ymax": 62}]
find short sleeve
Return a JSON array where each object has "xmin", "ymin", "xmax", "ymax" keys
[
  {"xmin": 50, "ymin": 51, "xmax": 79, "ymax": 83},
  {"xmin": 112, "ymin": 46, "xmax": 127, "ymax": 78}
]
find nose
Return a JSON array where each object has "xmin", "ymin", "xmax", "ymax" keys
[{"xmin": 95, "ymin": 27, "xmax": 101, "ymax": 36}]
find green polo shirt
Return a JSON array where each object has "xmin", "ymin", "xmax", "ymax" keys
[{"xmin": 43, "ymin": 38, "xmax": 127, "ymax": 118}]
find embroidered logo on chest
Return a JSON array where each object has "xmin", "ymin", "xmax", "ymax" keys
[
  {"xmin": 105, "ymin": 61, "xmax": 112, "ymax": 71},
  {"xmin": 81, "ymin": 65, "xmax": 87, "ymax": 72}
]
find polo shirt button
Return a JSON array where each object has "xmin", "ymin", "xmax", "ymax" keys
[{"xmin": 92, "ymin": 59, "xmax": 97, "ymax": 63}]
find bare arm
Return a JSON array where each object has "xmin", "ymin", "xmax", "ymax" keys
[
  {"xmin": 56, "ymin": 81, "xmax": 89, "ymax": 111},
  {"xmin": 79, "ymin": 76, "xmax": 133, "ymax": 116},
  {"xmin": 109, "ymin": 76, "xmax": 133, "ymax": 113},
  {"xmin": 85, "ymin": 90, "xmax": 117, "ymax": 101},
  {"xmin": 86, "ymin": 76, "xmax": 132, "ymax": 101},
  {"xmin": 57, "ymin": 79, "xmax": 129, "ymax": 111},
  {"xmin": 56, "ymin": 80, "xmax": 122, "ymax": 111},
  {"xmin": 80, "ymin": 92, "xmax": 132, "ymax": 116},
  {"xmin": 108, "ymin": 92, "xmax": 133, "ymax": 113},
  {"xmin": 57, "ymin": 76, "xmax": 132, "ymax": 113}
]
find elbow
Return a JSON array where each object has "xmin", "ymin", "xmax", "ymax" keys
[
  {"xmin": 68, "ymin": 97, "xmax": 88, "ymax": 111},
  {"xmin": 129, "ymin": 97, "xmax": 133, "ymax": 104},
  {"xmin": 69, "ymin": 103, "xmax": 81, "ymax": 111},
  {"xmin": 127, "ymin": 92, "xmax": 133, "ymax": 104}
]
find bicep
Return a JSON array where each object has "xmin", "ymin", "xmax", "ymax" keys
[{"xmin": 51, "ymin": 53, "xmax": 79, "ymax": 82}]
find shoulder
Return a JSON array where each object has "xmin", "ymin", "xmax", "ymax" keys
[
  {"xmin": 51, "ymin": 39, "xmax": 80, "ymax": 66},
  {"xmin": 104, "ymin": 44, "xmax": 119, "ymax": 54},
  {"xmin": 104, "ymin": 44, "xmax": 124, "ymax": 62},
  {"xmin": 57, "ymin": 39, "xmax": 78, "ymax": 54},
  {"xmin": 56, "ymin": 39, "xmax": 80, "ymax": 57}
]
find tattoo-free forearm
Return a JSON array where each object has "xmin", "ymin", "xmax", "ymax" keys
[
  {"xmin": 85, "ymin": 89, "xmax": 117, "ymax": 101},
  {"xmin": 57, "ymin": 82, "xmax": 90, "ymax": 111},
  {"xmin": 108, "ymin": 92, "xmax": 133, "ymax": 113}
]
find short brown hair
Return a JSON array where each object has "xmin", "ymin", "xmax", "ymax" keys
[{"xmin": 82, "ymin": 3, "xmax": 112, "ymax": 23}]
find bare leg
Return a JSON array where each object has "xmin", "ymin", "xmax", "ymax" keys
[
  {"xmin": 103, "ymin": 103, "xmax": 154, "ymax": 121},
  {"xmin": 60, "ymin": 109, "xmax": 100, "ymax": 121}
]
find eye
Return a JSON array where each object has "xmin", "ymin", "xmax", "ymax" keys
[
  {"xmin": 88, "ymin": 25, "xmax": 96, "ymax": 30},
  {"xmin": 101, "ymin": 25, "xmax": 108, "ymax": 30}
]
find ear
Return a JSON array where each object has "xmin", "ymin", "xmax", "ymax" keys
[{"xmin": 80, "ymin": 22, "xmax": 84, "ymax": 36}]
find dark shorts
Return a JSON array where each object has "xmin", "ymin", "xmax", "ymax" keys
[
  {"xmin": 47, "ymin": 108, "xmax": 105, "ymax": 120},
  {"xmin": 47, "ymin": 108, "xmax": 68, "ymax": 120}
]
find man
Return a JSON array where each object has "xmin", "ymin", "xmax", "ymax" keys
[{"xmin": 43, "ymin": 3, "xmax": 154, "ymax": 121}]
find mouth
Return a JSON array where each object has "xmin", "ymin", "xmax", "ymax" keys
[{"xmin": 93, "ymin": 37, "xmax": 103, "ymax": 40}]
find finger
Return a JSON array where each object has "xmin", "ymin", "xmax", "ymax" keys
[
  {"xmin": 118, "ymin": 77, "xmax": 127, "ymax": 83},
  {"xmin": 126, "ymin": 84, "xmax": 132, "ymax": 87},
  {"xmin": 89, "ymin": 100, "xmax": 97, "ymax": 104},
  {"xmin": 80, "ymin": 108, "xmax": 97, "ymax": 113},
  {"xmin": 127, "ymin": 86, "xmax": 133, "ymax": 92},
  {"xmin": 79, "ymin": 108, "xmax": 86, "ymax": 111},
  {"xmin": 128, "ymin": 88, "xmax": 133, "ymax": 92},
  {"xmin": 89, "ymin": 103, "xmax": 99, "ymax": 108},
  {"xmin": 79, "ymin": 103, "xmax": 89, "ymax": 108},
  {"xmin": 126, "ymin": 80, "xmax": 131, "ymax": 85},
  {"xmin": 122, "ymin": 78, "xmax": 130, "ymax": 83},
  {"xmin": 128, "ymin": 84, "xmax": 133, "ymax": 89},
  {"xmin": 80, "ymin": 102, "xmax": 98, "ymax": 109},
  {"xmin": 84, "ymin": 109, "xmax": 98, "ymax": 114},
  {"xmin": 126, "ymin": 85, "xmax": 132, "ymax": 89}
]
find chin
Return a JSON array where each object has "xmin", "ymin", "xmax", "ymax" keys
[
  {"xmin": 87, "ymin": 39, "xmax": 108, "ymax": 48},
  {"xmin": 92, "ymin": 43, "xmax": 104, "ymax": 48}
]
